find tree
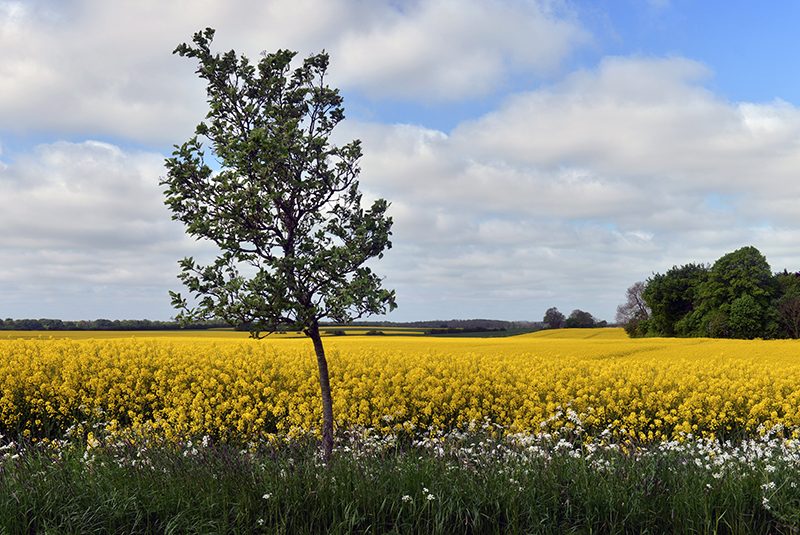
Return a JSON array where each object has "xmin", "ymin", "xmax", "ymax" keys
[
  {"xmin": 775, "ymin": 270, "xmax": 800, "ymax": 338},
  {"xmin": 694, "ymin": 246, "xmax": 777, "ymax": 338},
  {"xmin": 778, "ymin": 295, "xmax": 800, "ymax": 339},
  {"xmin": 642, "ymin": 263, "xmax": 707, "ymax": 336},
  {"xmin": 162, "ymin": 28, "xmax": 396, "ymax": 460},
  {"xmin": 565, "ymin": 309, "xmax": 595, "ymax": 328},
  {"xmin": 543, "ymin": 307, "xmax": 565, "ymax": 329},
  {"xmin": 640, "ymin": 247, "xmax": 784, "ymax": 339},
  {"xmin": 615, "ymin": 281, "xmax": 650, "ymax": 336},
  {"xmin": 728, "ymin": 294, "xmax": 762, "ymax": 339}
]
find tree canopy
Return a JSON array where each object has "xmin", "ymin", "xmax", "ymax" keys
[
  {"xmin": 565, "ymin": 309, "xmax": 597, "ymax": 329},
  {"xmin": 543, "ymin": 307, "xmax": 565, "ymax": 329},
  {"xmin": 641, "ymin": 263, "xmax": 708, "ymax": 337},
  {"xmin": 164, "ymin": 29, "xmax": 395, "ymax": 337}
]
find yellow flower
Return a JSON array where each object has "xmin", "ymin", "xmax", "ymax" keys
[{"xmin": 1, "ymin": 328, "xmax": 800, "ymax": 443}]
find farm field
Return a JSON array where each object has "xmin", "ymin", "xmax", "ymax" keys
[
  {"xmin": 0, "ymin": 325, "xmax": 428, "ymax": 341},
  {"xmin": 4, "ymin": 327, "xmax": 800, "ymax": 532},
  {"xmin": 2, "ymin": 327, "xmax": 800, "ymax": 442}
]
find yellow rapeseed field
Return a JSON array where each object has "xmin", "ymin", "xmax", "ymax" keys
[{"xmin": 1, "ymin": 327, "xmax": 799, "ymax": 443}]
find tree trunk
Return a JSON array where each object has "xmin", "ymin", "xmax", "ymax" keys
[{"xmin": 308, "ymin": 321, "xmax": 334, "ymax": 462}]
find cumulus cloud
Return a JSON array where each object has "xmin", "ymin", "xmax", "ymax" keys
[
  {"xmin": 0, "ymin": 140, "xmax": 212, "ymax": 318},
  {"xmin": 1, "ymin": 141, "xmax": 168, "ymax": 250},
  {"xmin": 453, "ymin": 57, "xmax": 800, "ymax": 197},
  {"xmin": 344, "ymin": 56, "xmax": 800, "ymax": 320},
  {"xmin": 335, "ymin": 0, "xmax": 587, "ymax": 100},
  {"xmin": 0, "ymin": 0, "xmax": 586, "ymax": 143},
  {"xmin": 4, "ymin": 37, "xmax": 800, "ymax": 321}
]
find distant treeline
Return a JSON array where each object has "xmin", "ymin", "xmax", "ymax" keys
[
  {"xmin": 0, "ymin": 318, "xmax": 229, "ymax": 331},
  {"xmin": 618, "ymin": 246, "xmax": 800, "ymax": 339},
  {"xmin": 0, "ymin": 317, "xmax": 543, "ymax": 333},
  {"xmin": 541, "ymin": 307, "xmax": 608, "ymax": 329},
  {"xmin": 341, "ymin": 319, "xmax": 543, "ymax": 330}
]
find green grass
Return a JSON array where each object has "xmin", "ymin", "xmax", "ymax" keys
[
  {"xmin": 426, "ymin": 327, "xmax": 540, "ymax": 338},
  {"xmin": 0, "ymin": 431, "xmax": 797, "ymax": 534}
]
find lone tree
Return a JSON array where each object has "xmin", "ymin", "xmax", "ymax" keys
[
  {"xmin": 615, "ymin": 282, "xmax": 649, "ymax": 324},
  {"xmin": 615, "ymin": 281, "xmax": 650, "ymax": 336},
  {"xmin": 543, "ymin": 307, "xmax": 565, "ymax": 329},
  {"xmin": 162, "ymin": 28, "xmax": 396, "ymax": 460}
]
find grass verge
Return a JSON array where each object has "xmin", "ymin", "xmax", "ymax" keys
[{"xmin": 1, "ymin": 429, "xmax": 799, "ymax": 534}]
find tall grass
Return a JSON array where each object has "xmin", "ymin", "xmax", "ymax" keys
[{"xmin": 0, "ymin": 430, "xmax": 797, "ymax": 534}]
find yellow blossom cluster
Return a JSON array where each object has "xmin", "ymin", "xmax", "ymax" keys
[{"xmin": 2, "ymin": 328, "xmax": 800, "ymax": 442}]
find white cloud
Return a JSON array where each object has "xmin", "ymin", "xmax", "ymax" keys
[
  {"xmin": 0, "ymin": 0, "xmax": 586, "ymax": 143},
  {"xmin": 0, "ymin": 141, "xmax": 168, "ymax": 249},
  {"xmin": 345, "ymin": 56, "xmax": 800, "ymax": 320},
  {"xmin": 4, "ymin": 3, "xmax": 800, "ymax": 323},
  {"xmin": 335, "ymin": 0, "xmax": 587, "ymax": 100},
  {"xmin": 0, "ymin": 140, "xmax": 213, "ymax": 318},
  {"xmin": 452, "ymin": 57, "xmax": 800, "ymax": 196}
]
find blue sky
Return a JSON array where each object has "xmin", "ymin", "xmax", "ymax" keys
[
  {"xmin": 2, "ymin": 0, "xmax": 800, "ymax": 323},
  {"xmin": 582, "ymin": 1, "xmax": 800, "ymax": 103},
  {"xmin": 346, "ymin": 1, "xmax": 800, "ymax": 130}
]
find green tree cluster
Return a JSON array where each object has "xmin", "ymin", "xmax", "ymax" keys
[
  {"xmin": 622, "ymin": 246, "xmax": 800, "ymax": 339},
  {"xmin": 542, "ymin": 307, "xmax": 606, "ymax": 329}
]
